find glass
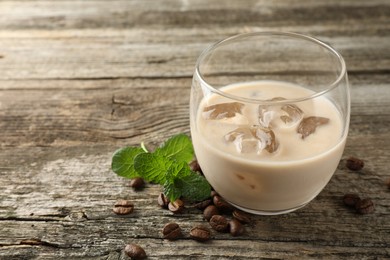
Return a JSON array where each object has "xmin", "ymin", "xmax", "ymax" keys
[{"xmin": 190, "ymin": 32, "xmax": 350, "ymax": 215}]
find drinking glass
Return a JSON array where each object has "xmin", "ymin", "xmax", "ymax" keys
[{"xmin": 190, "ymin": 32, "xmax": 350, "ymax": 215}]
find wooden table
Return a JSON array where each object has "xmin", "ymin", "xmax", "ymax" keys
[{"xmin": 0, "ymin": 1, "xmax": 389, "ymax": 259}]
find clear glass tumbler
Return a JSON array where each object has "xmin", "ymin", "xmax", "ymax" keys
[{"xmin": 190, "ymin": 32, "xmax": 350, "ymax": 215}]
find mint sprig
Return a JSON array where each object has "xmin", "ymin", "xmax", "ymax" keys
[{"xmin": 111, "ymin": 134, "xmax": 211, "ymax": 202}]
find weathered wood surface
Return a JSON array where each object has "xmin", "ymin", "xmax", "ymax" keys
[{"xmin": 0, "ymin": 0, "xmax": 389, "ymax": 259}]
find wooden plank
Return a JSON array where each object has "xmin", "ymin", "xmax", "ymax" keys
[
  {"xmin": 0, "ymin": 0, "xmax": 388, "ymax": 30},
  {"xmin": 0, "ymin": 31, "xmax": 389, "ymax": 80}
]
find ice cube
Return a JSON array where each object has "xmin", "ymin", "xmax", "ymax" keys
[
  {"xmin": 224, "ymin": 126, "xmax": 278, "ymax": 154},
  {"xmin": 258, "ymin": 97, "xmax": 304, "ymax": 128},
  {"xmin": 224, "ymin": 127, "xmax": 252, "ymax": 142},
  {"xmin": 251, "ymin": 126, "xmax": 279, "ymax": 153},
  {"xmin": 258, "ymin": 107, "xmax": 276, "ymax": 128},
  {"xmin": 280, "ymin": 104, "xmax": 303, "ymax": 125},
  {"xmin": 258, "ymin": 97, "xmax": 286, "ymax": 127},
  {"xmin": 236, "ymin": 137, "xmax": 260, "ymax": 154},
  {"xmin": 203, "ymin": 102, "xmax": 245, "ymax": 120},
  {"xmin": 224, "ymin": 127, "xmax": 260, "ymax": 154},
  {"xmin": 297, "ymin": 116, "xmax": 330, "ymax": 139}
]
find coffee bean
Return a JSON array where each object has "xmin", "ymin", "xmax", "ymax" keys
[
  {"xmin": 343, "ymin": 193, "xmax": 361, "ymax": 208},
  {"xmin": 193, "ymin": 199, "xmax": 212, "ymax": 210},
  {"xmin": 189, "ymin": 160, "xmax": 202, "ymax": 172},
  {"xmin": 213, "ymin": 195, "xmax": 234, "ymax": 212},
  {"xmin": 386, "ymin": 177, "xmax": 390, "ymax": 189},
  {"xmin": 203, "ymin": 205, "xmax": 219, "ymax": 221},
  {"xmin": 124, "ymin": 243, "xmax": 147, "ymax": 260},
  {"xmin": 209, "ymin": 215, "xmax": 229, "ymax": 232},
  {"xmin": 346, "ymin": 157, "xmax": 364, "ymax": 171},
  {"xmin": 129, "ymin": 177, "xmax": 145, "ymax": 190},
  {"xmin": 157, "ymin": 193, "xmax": 169, "ymax": 209},
  {"xmin": 210, "ymin": 190, "xmax": 218, "ymax": 198},
  {"xmin": 355, "ymin": 198, "xmax": 375, "ymax": 214},
  {"xmin": 113, "ymin": 199, "xmax": 134, "ymax": 215},
  {"xmin": 168, "ymin": 199, "xmax": 184, "ymax": 214},
  {"xmin": 190, "ymin": 226, "xmax": 211, "ymax": 242},
  {"xmin": 229, "ymin": 219, "xmax": 245, "ymax": 237},
  {"xmin": 232, "ymin": 210, "xmax": 251, "ymax": 224},
  {"xmin": 162, "ymin": 222, "xmax": 182, "ymax": 240}
]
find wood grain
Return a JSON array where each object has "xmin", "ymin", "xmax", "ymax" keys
[{"xmin": 0, "ymin": 0, "xmax": 389, "ymax": 259}]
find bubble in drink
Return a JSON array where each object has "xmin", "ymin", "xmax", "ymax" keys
[{"xmin": 203, "ymin": 102, "xmax": 245, "ymax": 120}]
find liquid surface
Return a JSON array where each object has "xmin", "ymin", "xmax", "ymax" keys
[
  {"xmin": 191, "ymin": 81, "xmax": 346, "ymax": 213},
  {"xmin": 197, "ymin": 81, "xmax": 342, "ymax": 161}
]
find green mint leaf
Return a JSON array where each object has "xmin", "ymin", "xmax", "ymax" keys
[
  {"xmin": 133, "ymin": 153, "xmax": 174, "ymax": 185},
  {"xmin": 178, "ymin": 173, "xmax": 211, "ymax": 202},
  {"xmin": 155, "ymin": 134, "xmax": 194, "ymax": 163},
  {"xmin": 111, "ymin": 147, "xmax": 145, "ymax": 178},
  {"xmin": 163, "ymin": 161, "xmax": 192, "ymax": 202},
  {"xmin": 163, "ymin": 181, "xmax": 182, "ymax": 202},
  {"xmin": 165, "ymin": 161, "xmax": 192, "ymax": 182}
]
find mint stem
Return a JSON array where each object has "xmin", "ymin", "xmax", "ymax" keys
[{"xmin": 140, "ymin": 142, "xmax": 149, "ymax": 153}]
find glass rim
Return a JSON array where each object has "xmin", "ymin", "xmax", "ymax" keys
[{"xmin": 195, "ymin": 31, "xmax": 347, "ymax": 105}]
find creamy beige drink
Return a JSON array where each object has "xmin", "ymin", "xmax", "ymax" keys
[{"xmin": 191, "ymin": 81, "xmax": 346, "ymax": 214}]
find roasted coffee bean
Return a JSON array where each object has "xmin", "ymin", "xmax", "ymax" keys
[
  {"xmin": 129, "ymin": 177, "xmax": 145, "ymax": 189},
  {"xmin": 229, "ymin": 219, "xmax": 245, "ymax": 237},
  {"xmin": 232, "ymin": 210, "xmax": 251, "ymax": 224},
  {"xmin": 213, "ymin": 195, "xmax": 234, "ymax": 212},
  {"xmin": 162, "ymin": 222, "xmax": 182, "ymax": 240},
  {"xmin": 157, "ymin": 193, "xmax": 169, "ymax": 209},
  {"xmin": 203, "ymin": 205, "xmax": 219, "ymax": 221},
  {"xmin": 209, "ymin": 215, "xmax": 229, "ymax": 232},
  {"xmin": 194, "ymin": 199, "xmax": 212, "ymax": 210},
  {"xmin": 124, "ymin": 243, "xmax": 147, "ymax": 260},
  {"xmin": 113, "ymin": 199, "xmax": 134, "ymax": 215},
  {"xmin": 189, "ymin": 160, "xmax": 202, "ymax": 172},
  {"xmin": 343, "ymin": 193, "xmax": 361, "ymax": 207},
  {"xmin": 346, "ymin": 157, "xmax": 365, "ymax": 171},
  {"xmin": 210, "ymin": 190, "xmax": 218, "ymax": 198},
  {"xmin": 355, "ymin": 198, "xmax": 375, "ymax": 214},
  {"xmin": 168, "ymin": 199, "xmax": 184, "ymax": 214},
  {"xmin": 190, "ymin": 226, "xmax": 211, "ymax": 242}
]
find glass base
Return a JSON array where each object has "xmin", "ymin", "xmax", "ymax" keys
[{"xmin": 227, "ymin": 200, "xmax": 309, "ymax": 215}]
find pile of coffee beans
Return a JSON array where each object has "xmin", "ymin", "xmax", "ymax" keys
[{"xmin": 157, "ymin": 190, "xmax": 251, "ymax": 240}]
